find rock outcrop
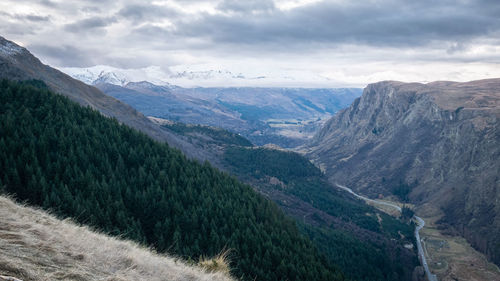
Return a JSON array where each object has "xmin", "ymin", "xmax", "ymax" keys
[{"xmin": 305, "ymin": 79, "xmax": 500, "ymax": 265}]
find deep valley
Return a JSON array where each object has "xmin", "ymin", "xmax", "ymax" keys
[
  {"xmin": 64, "ymin": 72, "xmax": 361, "ymax": 148},
  {"xmin": 1, "ymin": 1, "xmax": 500, "ymax": 278}
]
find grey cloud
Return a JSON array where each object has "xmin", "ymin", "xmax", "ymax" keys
[
  {"xmin": 174, "ymin": 0, "xmax": 500, "ymax": 48},
  {"xmin": 25, "ymin": 15, "xmax": 51, "ymax": 22},
  {"xmin": 30, "ymin": 42, "xmax": 166, "ymax": 69},
  {"xmin": 132, "ymin": 24, "xmax": 170, "ymax": 37},
  {"xmin": 0, "ymin": 11, "xmax": 15, "ymax": 19},
  {"xmin": 28, "ymin": 44, "xmax": 96, "ymax": 67},
  {"xmin": 217, "ymin": 0, "xmax": 275, "ymax": 13},
  {"xmin": 0, "ymin": 11, "xmax": 50, "ymax": 22},
  {"xmin": 81, "ymin": 6, "xmax": 102, "ymax": 13},
  {"xmin": 39, "ymin": 0, "xmax": 57, "ymax": 7},
  {"xmin": 446, "ymin": 42, "xmax": 468, "ymax": 55},
  {"xmin": 4, "ymin": 0, "xmax": 499, "ymax": 73},
  {"xmin": 118, "ymin": 4, "xmax": 179, "ymax": 22},
  {"xmin": 64, "ymin": 16, "xmax": 117, "ymax": 33},
  {"xmin": 0, "ymin": 23, "xmax": 36, "ymax": 35},
  {"xmin": 0, "ymin": 12, "xmax": 48, "ymax": 35}
]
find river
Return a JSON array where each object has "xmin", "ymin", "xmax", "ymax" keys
[{"xmin": 335, "ymin": 183, "xmax": 438, "ymax": 281}]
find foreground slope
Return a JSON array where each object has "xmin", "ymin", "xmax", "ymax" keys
[
  {"xmin": 305, "ymin": 79, "xmax": 500, "ymax": 265},
  {"xmin": 0, "ymin": 196, "xmax": 233, "ymax": 281},
  {"xmin": 0, "ymin": 36, "xmax": 210, "ymax": 161},
  {"xmin": 0, "ymin": 80, "xmax": 343, "ymax": 281}
]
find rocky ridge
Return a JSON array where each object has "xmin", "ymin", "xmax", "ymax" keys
[{"xmin": 305, "ymin": 79, "xmax": 500, "ymax": 265}]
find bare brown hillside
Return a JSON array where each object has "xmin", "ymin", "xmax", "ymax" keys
[{"xmin": 0, "ymin": 196, "xmax": 233, "ymax": 281}]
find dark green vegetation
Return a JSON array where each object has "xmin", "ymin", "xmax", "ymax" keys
[
  {"xmin": 401, "ymin": 206, "xmax": 415, "ymax": 220},
  {"xmin": 138, "ymin": 117, "xmax": 418, "ymax": 281},
  {"xmin": 299, "ymin": 225, "xmax": 409, "ymax": 281},
  {"xmin": 162, "ymin": 122, "xmax": 253, "ymax": 147},
  {"xmin": 223, "ymin": 147, "xmax": 417, "ymax": 281},
  {"xmin": 389, "ymin": 179, "xmax": 414, "ymax": 202},
  {"xmin": 224, "ymin": 147, "xmax": 414, "ymax": 237},
  {"xmin": 0, "ymin": 80, "xmax": 345, "ymax": 281}
]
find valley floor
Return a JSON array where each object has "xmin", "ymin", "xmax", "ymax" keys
[
  {"xmin": 417, "ymin": 211, "xmax": 500, "ymax": 281},
  {"xmin": 362, "ymin": 194, "xmax": 500, "ymax": 281}
]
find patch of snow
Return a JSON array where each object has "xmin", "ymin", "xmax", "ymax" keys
[{"xmin": 0, "ymin": 40, "xmax": 24, "ymax": 56}]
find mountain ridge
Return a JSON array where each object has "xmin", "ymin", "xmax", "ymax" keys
[
  {"xmin": 0, "ymin": 36, "xmax": 215, "ymax": 162},
  {"xmin": 92, "ymin": 81, "xmax": 361, "ymax": 147},
  {"xmin": 305, "ymin": 78, "xmax": 500, "ymax": 266},
  {"xmin": 60, "ymin": 64, "xmax": 338, "ymax": 88}
]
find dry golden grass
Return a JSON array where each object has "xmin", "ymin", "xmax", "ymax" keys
[
  {"xmin": 0, "ymin": 196, "xmax": 234, "ymax": 281},
  {"xmin": 198, "ymin": 249, "xmax": 231, "ymax": 275}
]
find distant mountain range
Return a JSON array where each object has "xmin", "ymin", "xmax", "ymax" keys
[
  {"xmin": 60, "ymin": 64, "xmax": 338, "ymax": 88},
  {"xmin": 61, "ymin": 66, "xmax": 362, "ymax": 147}
]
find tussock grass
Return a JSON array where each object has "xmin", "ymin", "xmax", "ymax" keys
[
  {"xmin": 198, "ymin": 249, "xmax": 232, "ymax": 275},
  {"xmin": 0, "ymin": 196, "xmax": 234, "ymax": 281}
]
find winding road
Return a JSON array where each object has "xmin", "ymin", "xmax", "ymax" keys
[{"xmin": 335, "ymin": 183, "xmax": 438, "ymax": 281}]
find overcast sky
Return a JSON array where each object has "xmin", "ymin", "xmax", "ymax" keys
[{"xmin": 1, "ymin": 0, "xmax": 500, "ymax": 87}]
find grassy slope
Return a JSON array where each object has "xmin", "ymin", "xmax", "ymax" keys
[{"xmin": 0, "ymin": 195, "xmax": 233, "ymax": 281}]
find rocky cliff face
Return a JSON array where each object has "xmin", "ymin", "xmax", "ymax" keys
[{"xmin": 305, "ymin": 79, "xmax": 500, "ymax": 265}]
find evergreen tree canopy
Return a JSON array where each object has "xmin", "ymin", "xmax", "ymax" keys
[
  {"xmin": 223, "ymin": 146, "xmax": 417, "ymax": 281},
  {"xmin": 0, "ymin": 80, "xmax": 345, "ymax": 281}
]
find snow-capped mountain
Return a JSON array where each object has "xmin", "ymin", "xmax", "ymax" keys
[
  {"xmin": 59, "ymin": 64, "xmax": 335, "ymax": 88},
  {"xmin": 61, "ymin": 65, "xmax": 169, "ymax": 86}
]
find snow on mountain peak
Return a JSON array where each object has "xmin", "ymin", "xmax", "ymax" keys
[
  {"xmin": 59, "ymin": 64, "xmax": 337, "ymax": 88},
  {"xmin": 0, "ymin": 37, "xmax": 25, "ymax": 57},
  {"xmin": 60, "ymin": 65, "xmax": 169, "ymax": 87}
]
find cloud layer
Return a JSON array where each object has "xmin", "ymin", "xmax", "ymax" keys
[{"xmin": 1, "ymin": 0, "xmax": 499, "ymax": 86}]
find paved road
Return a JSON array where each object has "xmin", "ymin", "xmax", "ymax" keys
[{"xmin": 335, "ymin": 183, "xmax": 438, "ymax": 281}]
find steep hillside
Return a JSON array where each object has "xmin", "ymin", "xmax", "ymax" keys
[
  {"xmin": 0, "ymin": 79, "xmax": 344, "ymax": 281},
  {"xmin": 160, "ymin": 121, "xmax": 419, "ymax": 281},
  {"xmin": 222, "ymin": 146, "xmax": 418, "ymax": 281},
  {"xmin": 305, "ymin": 79, "xmax": 500, "ymax": 265},
  {"xmin": 0, "ymin": 195, "xmax": 233, "ymax": 281},
  {"xmin": 0, "ymin": 36, "xmax": 210, "ymax": 161},
  {"xmin": 93, "ymin": 81, "xmax": 361, "ymax": 147},
  {"xmin": 159, "ymin": 120, "xmax": 253, "ymax": 148},
  {"xmin": 97, "ymin": 82, "xmax": 250, "ymax": 139}
]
